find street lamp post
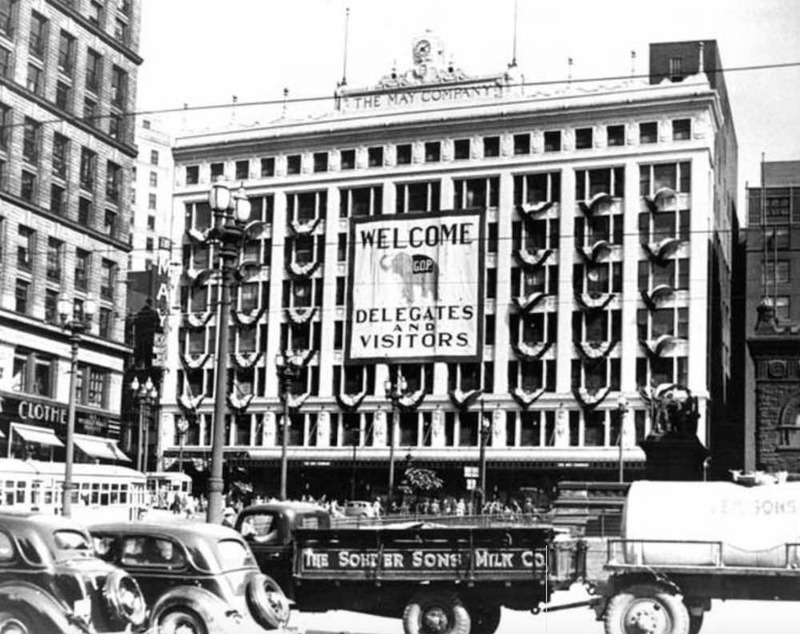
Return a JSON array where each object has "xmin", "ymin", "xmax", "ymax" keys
[
  {"xmin": 617, "ymin": 395, "xmax": 630, "ymax": 484},
  {"xmin": 130, "ymin": 376, "xmax": 158, "ymax": 472},
  {"xmin": 276, "ymin": 351, "xmax": 304, "ymax": 501},
  {"xmin": 384, "ymin": 372, "xmax": 407, "ymax": 508},
  {"xmin": 58, "ymin": 297, "xmax": 96, "ymax": 518},
  {"xmin": 207, "ymin": 179, "xmax": 252, "ymax": 523},
  {"xmin": 177, "ymin": 417, "xmax": 189, "ymax": 473}
]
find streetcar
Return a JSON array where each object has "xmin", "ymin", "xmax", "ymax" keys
[
  {"xmin": 145, "ymin": 471, "xmax": 193, "ymax": 509},
  {"xmin": 0, "ymin": 458, "xmax": 147, "ymax": 522}
]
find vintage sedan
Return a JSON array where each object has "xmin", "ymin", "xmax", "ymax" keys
[
  {"xmin": 89, "ymin": 520, "xmax": 290, "ymax": 634},
  {"xmin": 0, "ymin": 510, "xmax": 146, "ymax": 634}
]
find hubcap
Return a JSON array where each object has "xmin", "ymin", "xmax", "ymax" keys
[
  {"xmin": 422, "ymin": 606, "xmax": 450, "ymax": 634},
  {"xmin": 0, "ymin": 620, "xmax": 28, "ymax": 634},
  {"xmin": 625, "ymin": 600, "xmax": 668, "ymax": 634}
]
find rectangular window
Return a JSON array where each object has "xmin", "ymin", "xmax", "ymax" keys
[
  {"xmin": 28, "ymin": 12, "xmax": 47, "ymax": 59},
  {"xmin": 340, "ymin": 186, "xmax": 383, "ymax": 217},
  {"xmin": 763, "ymin": 260, "xmax": 791, "ymax": 285},
  {"xmin": 55, "ymin": 81, "xmax": 71, "ymax": 111},
  {"xmin": 396, "ymin": 181, "xmax": 441, "ymax": 213},
  {"xmin": 148, "ymin": 171, "xmax": 157, "ymax": 187},
  {"xmin": 640, "ymin": 122, "xmax": 658, "ymax": 144},
  {"xmin": 186, "ymin": 165, "xmax": 199, "ymax": 185},
  {"xmin": 575, "ymin": 127, "xmax": 593, "ymax": 150},
  {"xmin": 58, "ymin": 30, "xmax": 75, "ymax": 75},
  {"xmin": 80, "ymin": 148, "xmax": 96, "ymax": 190},
  {"xmin": 260, "ymin": 157, "xmax": 274, "ymax": 177},
  {"xmin": 104, "ymin": 208, "xmax": 117, "ymax": 236},
  {"xmin": 235, "ymin": 159, "xmax": 249, "ymax": 180},
  {"xmin": 88, "ymin": 1, "xmax": 103, "ymax": 26},
  {"xmin": 75, "ymin": 249, "xmax": 90, "ymax": 291},
  {"xmin": 148, "ymin": 193, "xmax": 157, "ymax": 210},
  {"xmin": 483, "ymin": 136, "xmax": 500, "ymax": 157},
  {"xmin": 340, "ymin": 149, "xmax": 355, "ymax": 170},
  {"xmin": 0, "ymin": 46, "xmax": 11, "ymax": 79},
  {"xmin": 108, "ymin": 113, "xmax": 123, "ymax": 140},
  {"xmin": 669, "ymin": 57, "xmax": 683, "ymax": 82},
  {"xmin": 20, "ymin": 170, "xmax": 35, "ymax": 202},
  {"xmin": 50, "ymin": 184, "xmax": 65, "ymax": 215},
  {"xmin": 607, "ymin": 125, "xmax": 625, "ymax": 146},
  {"xmin": 210, "ymin": 162, "xmax": 224, "ymax": 180},
  {"xmin": 17, "ymin": 225, "xmax": 33, "ymax": 269},
  {"xmin": 396, "ymin": 144, "xmax": 412, "ymax": 165},
  {"xmin": 424, "ymin": 141, "xmax": 440, "ymax": 162},
  {"xmin": 46, "ymin": 237, "xmax": 62, "ymax": 281},
  {"xmin": 150, "ymin": 149, "xmax": 159, "ymax": 165},
  {"xmin": 0, "ymin": 102, "xmax": 10, "ymax": 151},
  {"xmin": 453, "ymin": 177, "xmax": 500, "ymax": 209},
  {"xmin": 0, "ymin": 0, "xmax": 16, "ymax": 38},
  {"xmin": 513, "ymin": 134, "xmax": 530, "ymax": 155},
  {"xmin": 110, "ymin": 65, "xmax": 127, "ymax": 108},
  {"xmin": 106, "ymin": 161, "xmax": 121, "ymax": 203},
  {"xmin": 313, "ymin": 152, "xmax": 328, "ymax": 173},
  {"xmin": 78, "ymin": 197, "xmax": 92, "ymax": 226},
  {"xmin": 286, "ymin": 154, "xmax": 301, "ymax": 174},
  {"xmin": 83, "ymin": 97, "xmax": 98, "ymax": 127},
  {"xmin": 454, "ymin": 138, "xmax": 470, "ymax": 159},
  {"xmin": 98, "ymin": 307, "xmax": 112, "ymax": 338},
  {"xmin": 544, "ymin": 130, "xmax": 561, "ymax": 152},
  {"xmin": 368, "ymin": 146, "xmax": 383, "ymax": 167},
  {"xmin": 86, "ymin": 49, "xmax": 102, "ymax": 93},
  {"xmin": 113, "ymin": 18, "xmax": 127, "ymax": 44},
  {"xmin": 672, "ymin": 119, "xmax": 691, "ymax": 141},
  {"xmin": 100, "ymin": 260, "xmax": 116, "ymax": 299},
  {"xmin": 26, "ymin": 64, "xmax": 42, "ymax": 95},
  {"xmin": 45, "ymin": 289, "xmax": 58, "ymax": 323},
  {"xmin": 52, "ymin": 133, "xmax": 68, "ymax": 178},
  {"xmin": 14, "ymin": 279, "xmax": 29, "ymax": 313}
]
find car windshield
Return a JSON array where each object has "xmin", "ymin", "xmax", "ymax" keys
[
  {"xmin": 53, "ymin": 530, "xmax": 93, "ymax": 560},
  {"xmin": 214, "ymin": 538, "xmax": 256, "ymax": 571}
]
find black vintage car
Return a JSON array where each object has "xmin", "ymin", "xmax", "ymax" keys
[
  {"xmin": 89, "ymin": 520, "xmax": 290, "ymax": 634},
  {"xmin": 0, "ymin": 510, "xmax": 146, "ymax": 634}
]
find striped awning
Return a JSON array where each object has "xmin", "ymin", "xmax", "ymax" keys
[
  {"xmin": 74, "ymin": 434, "xmax": 130, "ymax": 462},
  {"xmin": 12, "ymin": 423, "xmax": 64, "ymax": 447}
]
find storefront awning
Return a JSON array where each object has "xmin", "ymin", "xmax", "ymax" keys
[
  {"xmin": 74, "ymin": 434, "xmax": 130, "ymax": 462},
  {"xmin": 12, "ymin": 423, "xmax": 64, "ymax": 447}
]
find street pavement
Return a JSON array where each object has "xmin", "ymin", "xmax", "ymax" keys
[{"xmin": 289, "ymin": 584, "xmax": 800, "ymax": 634}]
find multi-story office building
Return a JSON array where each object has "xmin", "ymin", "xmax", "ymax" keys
[
  {"xmin": 746, "ymin": 161, "xmax": 800, "ymax": 472},
  {"xmin": 165, "ymin": 36, "xmax": 738, "ymax": 501},
  {"xmin": 0, "ymin": 0, "xmax": 141, "ymax": 462}
]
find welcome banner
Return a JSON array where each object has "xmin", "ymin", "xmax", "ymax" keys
[{"xmin": 346, "ymin": 210, "xmax": 484, "ymax": 363}]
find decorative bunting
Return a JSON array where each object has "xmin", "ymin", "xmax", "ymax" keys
[
  {"xmin": 513, "ymin": 248, "xmax": 552, "ymax": 270},
  {"xmin": 180, "ymin": 352, "xmax": 211, "ymax": 370},
  {"xmin": 397, "ymin": 389, "xmax": 426, "ymax": 412},
  {"xmin": 640, "ymin": 334, "xmax": 678, "ymax": 359},
  {"xmin": 644, "ymin": 187, "xmax": 677, "ymax": 213},
  {"xmin": 286, "ymin": 260, "xmax": 321, "ymax": 279},
  {"xmin": 578, "ymin": 192, "xmax": 612, "ymax": 215},
  {"xmin": 575, "ymin": 292, "xmax": 615, "ymax": 312},
  {"xmin": 289, "ymin": 218, "xmax": 322, "ymax": 235},
  {"xmin": 183, "ymin": 311, "xmax": 214, "ymax": 329},
  {"xmin": 186, "ymin": 227, "xmax": 213, "ymax": 243},
  {"xmin": 573, "ymin": 386, "xmax": 612, "ymax": 410},
  {"xmin": 178, "ymin": 391, "xmax": 205, "ymax": 413},
  {"xmin": 286, "ymin": 307, "xmax": 317, "ymax": 324},
  {"xmin": 575, "ymin": 340, "xmax": 618, "ymax": 363},
  {"xmin": 183, "ymin": 268, "xmax": 214, "ymax": 287},
  {"xmin": 233, "ymin": 351, "xmax": 263, "ymax": 369},
  {"xmin": 231, "ymin": 307, "xmax": 266, "ymax": 327},
  {"xmin": 643, "ymin": 237, "xmax": 682, "ymax": 262},
  {"xmin": 516, "ymin": 200, "xmax": 555, "ymax": 219},
  {"xmin": 510, "ymin": 386, "xmax": 546, "ymax": 409},
  {"xmin": 512, "ymin": 340, "xmax": 553, "ymax": 361},
  {"xmin": 227, "ymin": 391, "xmax": 254, "ymax": 413},
  {"xmin": 578, "ymin": 240, "xmax": 612, "ymax": 263},
  {"xmin": 336, "ymin": 391, "xmax": 367, "ymax": 413},
  {"xmin": 448, "ymin": 388, "xmax": 483, "ymax": 410},
  {"xmin": 513, "ymin": 291, "xmax": 549, "ymax": 313},
  {"xmin": 640, "ymin": 285, "xmax": 675, "ymax": 311},
  {"xmin": 286, "ymin": 392, "xmax": 311, "ymax": 410}
]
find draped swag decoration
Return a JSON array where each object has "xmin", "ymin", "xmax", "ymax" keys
[
  {"xmin": 286, "ymin": 307, "xmax": 317, "ymax": 324},
  {"xmin": 233, "ymin": 351, "xmax": 263, "ymax": 370},
  {"xmin": 336, "ymin": 391, "xmax": 368, "ymax": 413},
  {"xmin": 513, "ymin": 291, "xmax": 549, "ymax": 313},
  {"xmin": 640, "ymin": 334, "xmax": 679, "ymax": 359},
  {"xmin": 640, "ymin": 285, "xmax": 675, "ymax": 311},
  {"xmin": 574, "ymin": 292, "xmax": 615, "ymax": 312},
  {"xmin": 573, "ymin": 386, "xmax": 612, "ymax": 410},
  {"xmin": 513, "ymin": 248, "xmax": 552, "ymax": 271},
  {"xmin": 448, "ymin": 388, "xmax": 483, "ymax": 410},
  {"xmin": 231, "ymin": 306, "xmax": 266, "ymax": 327},
  {"xmin": 510, "ymin": 386, "xmax": 546, "ymax": 409},
  {"xmin": 513, "ymin": 341, "xmax": 553, "ymax": 361},
  {"xmin": 578, "ymin": 192, "xmax": 612, "ymax": 216},
  {"xmin": 644, "ymin": 187, "xmax": 677, "ymax": 213},
  {"xmin": 180, "ymin": 352, "xmax": 211, "ymax": 371}
]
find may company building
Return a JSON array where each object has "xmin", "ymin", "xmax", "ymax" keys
[{"xmin": 161, "ymin": 35, "xmax": 739, "ymax": 501}]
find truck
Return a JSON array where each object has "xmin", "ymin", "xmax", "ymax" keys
[
  {"xmin": 588, "ymin": 478, "xmax": 800, "ymax": 634},
  {"xmin": 234, "ymin": 502, "xmax": 586, "ymax": 634}
]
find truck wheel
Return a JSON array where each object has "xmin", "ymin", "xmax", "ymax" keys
[
  {"xmin": 469, "ymin": 605, "xmax": 502, "ymax": 634},
  {"xmin": 688, "ymin": 614, "xmax": 703, "ymax": 634},
  {"xmin": 403, "ymin": 592, "xmax": 471, "ymax": 634},
  {"xmin": 158, "ymin": 609, "xmax": 208, "ymax": 634},
  {"xmin": 604, "ymin": 583, "xmax": 689, "ymax": 634},
  {"xmin": 0, "ymin": 609, "xmax": 39, "ymax": 634}
]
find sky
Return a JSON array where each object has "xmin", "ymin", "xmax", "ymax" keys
[{"xmin": 136, "ymin": 0, "xmax": 800, "ymax": 221}]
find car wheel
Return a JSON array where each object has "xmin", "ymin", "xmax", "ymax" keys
[
  {"xmin": 0, "ymin": 610, "xmax": 38, "ymax": 634},
  {"xmin": 158, "ymin": 609, "xmax": 208, "ymax": 634},
  {"xmin": 247, "ymin": 573, "xmax": 291, "ymax": 629},
  {"xmin": 403, "ymin": 592, "xmax": 470, "ymax": 634},
  {"xmin": 104, "ymin": 569, "xmax": 147, "ymax": 628}
]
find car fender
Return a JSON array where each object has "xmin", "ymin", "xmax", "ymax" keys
[
  {"xmin": 149, "ymin": 585, "xmax": 232, "ymax": 632},
  {"xmin": 0, "ymin": 581, "xmax": 83, "ymax": 633}
]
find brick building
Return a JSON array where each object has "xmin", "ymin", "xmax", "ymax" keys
[
  {"xmin": 162, "ymin": 36, "xmax": 738, "ymax": 501},
  {"xmin": 0, "ymin": 0, "xmax": 141, "ymax": 463}
]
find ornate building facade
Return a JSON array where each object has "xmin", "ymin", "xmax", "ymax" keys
[{"xmin": 162, "ymin": 36, "xmax": 738, "ymax": 501}]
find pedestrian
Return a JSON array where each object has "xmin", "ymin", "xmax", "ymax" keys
[{"xmin": 222, "ymin": 506, "xmax": 236, "ymax": 528}]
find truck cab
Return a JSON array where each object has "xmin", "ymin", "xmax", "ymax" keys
[{"xmin": 234, "ymin": 501, "xmax": 330, "ymax": 596}]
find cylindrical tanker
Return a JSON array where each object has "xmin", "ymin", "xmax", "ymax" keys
[{"xmin": 621, "ymin": 480, "xmax": 800, "ymax": 568}]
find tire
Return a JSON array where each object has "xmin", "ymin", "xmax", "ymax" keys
[
  {"xmin": 158, "ymin": 609, "xmax": 209, "ymax": 634},
  {"xmin": 604, "ymin": 583, "xmax": 690, "ymax": 634},
  {"xmin": 468, "ymin": 605, "xmax": 502, "ymax": 634},
  {"xmin": 688, "ymin": 613, "xmax": 704, "ymax": 634},
  {"xmin": 403, "ymin": 592, "xmax": 471, "ymax": 634},
  {"xmin": 103, "ymin": 569, "xmax": 147, "ymax": 628},
  {"xmin": 246, "ymin": 573, "xmax": 291, "ymax": 630},
  {"xmin": 0, "ymin": 609, "xmax": 37, "ymax": 634}
]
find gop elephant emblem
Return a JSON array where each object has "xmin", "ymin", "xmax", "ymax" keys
[{"xmin": 380, "ymin": 253, "xmax": 439, "ymax": 304}]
